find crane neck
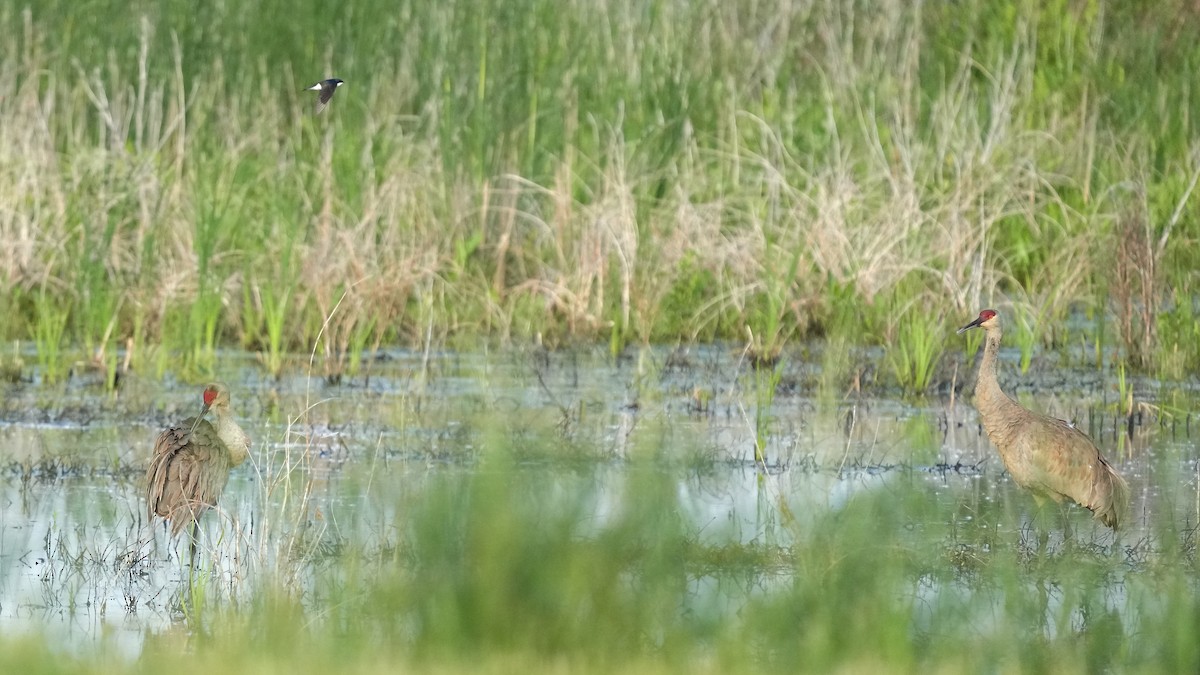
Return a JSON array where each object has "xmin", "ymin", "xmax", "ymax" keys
[
  {"xmin": 976, "ymin": 327, "xmax": 1004, "ymax": 396},
  {"xmin": 212, "ymin": 405, "xmax": 251, "ymax": 466},
  {"xmin": 973, "ymin": 324, "xmax": 1027, "ymax": 435}
]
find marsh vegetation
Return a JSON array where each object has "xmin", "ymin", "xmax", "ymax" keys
[
  {"xmin": 2, "ymin": 0, "xmax": 1200, "ymax": 672},
  {"xmin": 2, "ymin": 346, "xmax": 1198, "ymax": 673},
  {"xmin": 2, "ymin": 0, "xmax": 1199, "ymax": 385}
]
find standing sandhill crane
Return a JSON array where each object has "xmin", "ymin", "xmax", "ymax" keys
[
  {"xmin": 958, "ymin": 309, "xmax": 1129, "ymax": 529},
  {"xmin": 146, "ymin": 383, "xmax": 251, "ymax": 560}
]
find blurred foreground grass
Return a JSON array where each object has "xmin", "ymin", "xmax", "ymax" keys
[{"xmin": 2, "ymin": 447, "xmax": 1197, "ymax": 674}]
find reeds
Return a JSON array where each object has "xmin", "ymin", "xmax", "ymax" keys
[{"xmin": 2, "ymin": 0, "xmax": 1200, "ymax": 386}]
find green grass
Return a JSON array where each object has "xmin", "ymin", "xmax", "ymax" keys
[
  {"xmin": 3, "ymin": 0, "xmax": 1200, "ymax": 383},
  {"xmin": 31, "ymin": 290, "xmax": 70, "ymax": 384},
  {"xmin": 2, "ymin": 358, "xmax": 1200, "ymax": 674},
  {"xmin": 749, "ymin": 359, "xmax": 783, "ymax": 465},
  {"xmin": 4, "ymin": 447, "xmax": 1200, "ymax": 674},
  {"xmin": 886, "ymin": 308, "xmax": 945, "ymax": 395}
]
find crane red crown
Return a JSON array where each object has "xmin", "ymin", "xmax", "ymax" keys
[{"xmin": 203, "ymin": 387, "xmax": 219, "ymax": 407}]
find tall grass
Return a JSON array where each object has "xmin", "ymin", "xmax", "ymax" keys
[
  {"xmin": 31, "ymin": 290, "xmax": 69, "ymax": 384},
  {"xmin": 1, "ymin": 0, "xmax": 1199, "ymax": 382},
  {"xmin": 885, "ymin": 303, "xmax": 945, "ymax": 395}
]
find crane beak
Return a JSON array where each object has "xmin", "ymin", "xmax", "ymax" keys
[{"xmin": 956, "ymin": 317, "xmax": 984, "ymax": 334}]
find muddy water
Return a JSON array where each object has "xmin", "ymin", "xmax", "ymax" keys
[{"xmin": 0, "ymin": 344, "xmax": 1195, "ymax": 656}]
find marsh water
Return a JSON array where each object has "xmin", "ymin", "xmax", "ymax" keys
[{"xmin": 0, "ymin": 343, "xmax": 1196, "ymax": 659}]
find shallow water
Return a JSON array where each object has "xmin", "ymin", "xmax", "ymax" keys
[{"xmin": 0, "ymin": 344, "xmax": 1195, "ymax": 658}]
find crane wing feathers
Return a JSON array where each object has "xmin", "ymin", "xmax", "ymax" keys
[
  {"xmin": 145, "ymin": 417, "xmax": 233, "ymax": 534},
  {"xmin": 1022, "ymin": 415, "xmax": 1127, "ymax": 527}
]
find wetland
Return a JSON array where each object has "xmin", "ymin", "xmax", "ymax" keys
[
  {"xmin": 5, "ymin": 0, "xmax": 1200, "ymax": 671},
  {"xmin": 1, "ymin": 342, "xmax": 1197, "ymax": 672}
]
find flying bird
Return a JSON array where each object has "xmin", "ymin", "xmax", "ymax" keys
[{"xmin": 306, "ymin": 78, "xmax": 345, "ymax": 113}]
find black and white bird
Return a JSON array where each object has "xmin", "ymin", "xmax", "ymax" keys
[{"xmin": 306, "ymin": 78, "xmax": 345, "ymax": 113}]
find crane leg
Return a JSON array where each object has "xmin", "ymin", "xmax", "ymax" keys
[
  {"xmin": 189, "ymin": 520, "xmax": 199, "ymax": 567},
  {"xmin": 1058, "ymin": 505, "xmax": 1074, "ymax": 554}
]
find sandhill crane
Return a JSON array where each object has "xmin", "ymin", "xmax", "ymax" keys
[
  {"xmin": 146, "ymin": 383, "xmax": 251, "ymax": 560},
  {"xmin": 958, "ymin": 309, "xmax": 1128, "ymax": 529}
]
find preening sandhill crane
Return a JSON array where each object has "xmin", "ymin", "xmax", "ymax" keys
[
  {"xmin": 146, "ymin": 383, "xmax": 251, "ymax": 559},
  {"xmin": 958, "ymin": 309, "xmax": 1129, "ymax": 530}
]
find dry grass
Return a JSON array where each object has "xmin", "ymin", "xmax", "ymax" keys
[{"xmin": 0, "ymin": 2, "xmax": 1197, "ymax": 388}]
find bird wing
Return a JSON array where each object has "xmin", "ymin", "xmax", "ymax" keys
[
  {"xmin": 1023, "ymin": 415, "xmax": 1112, "ymax": 510},
  {"xmin": 314, "ymin": 86, "xmax": 334, "ymax": 114},
  {"xmin": 146, "ymin": 417, "xmax": 233, "ymax": 534}
]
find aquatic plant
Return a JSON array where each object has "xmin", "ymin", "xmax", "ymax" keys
[
  {"xmin": 31, "ymin": 291, "xmax": 70, "ymax": 385},
  {"xmin": 886, "ymin": 307, "xmax": 944, "ymax": 396},
  {"xmin": 749, "ymin": 356, "xmax": 783, "ymax": 466}
]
